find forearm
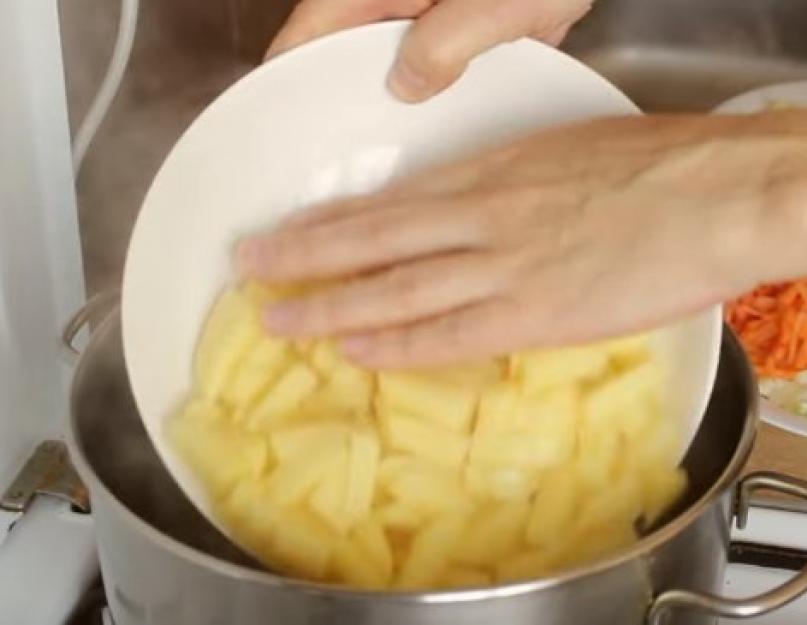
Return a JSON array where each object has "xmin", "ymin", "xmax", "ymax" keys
[
  {"xmin": 534, "ymin": 111, "xmax": 807, "ymax": 298},
  {"xmin": 718, "ymin": 110, "xmax": 807, "ymax": 290}
]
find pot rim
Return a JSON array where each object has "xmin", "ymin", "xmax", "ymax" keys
[{"xmin": 67, "ymin": 312, "xmax": 758, "ymax": 602}]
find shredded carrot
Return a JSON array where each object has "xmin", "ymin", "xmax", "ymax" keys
[{"xmin": 726, "ymin": 279, "xmax": 807, "ymax": 379}]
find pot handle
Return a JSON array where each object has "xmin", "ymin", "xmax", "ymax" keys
[
  {"xmin": 62, "ymin": 289, "xmax": 120, "ymax": 357},
  {"xmin": 647, "ymin": 471, "xmax": 807, "ymax": 625}
]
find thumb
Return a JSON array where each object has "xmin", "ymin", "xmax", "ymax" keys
[{"xmin": 388, "ymin": 0, "xmax": 535, "ymax": 102}]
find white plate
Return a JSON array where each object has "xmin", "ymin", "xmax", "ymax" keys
[
  {"xmin": 714, "ymin": 81, "xmax": 807, "ymax": 436},
  {"xmin": 122, "ymin": 21, "xmax": 722, "ymax": 537},
  {"xmin": 759, "ymin": 398, "xmax": 807, "ymax": 437},
  {"xmin": 714, "ymin": 80, "xmax": 807, "ymax": 114}
]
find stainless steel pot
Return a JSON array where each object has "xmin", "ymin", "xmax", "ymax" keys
[{"xmin": 65, "ymin": 305, "xmax": 807, "ymax": 625}]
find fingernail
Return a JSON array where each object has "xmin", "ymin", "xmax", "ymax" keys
[
  {"xmin": 341, "ymin": 335, "xmax": 373, "ymax": 358},
  {"xmin": 263, "ymin": 303, "xmax": 299, "ymax": 333},
  {"xmin": 388, "ymin": 61, "xmax": 434, "ymax": 103},
  {"xmin": 237, "ymin": 239, "xmax": 262, "ymax": 276}
]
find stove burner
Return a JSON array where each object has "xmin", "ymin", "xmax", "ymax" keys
[{"xmin": 731, "ymin": 541, "xmax": 807, "ymax": 572}]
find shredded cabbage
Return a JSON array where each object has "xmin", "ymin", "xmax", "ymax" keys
[{"xmin": 760, "ymin": 371, "xmax": 807, "ymax": 417}]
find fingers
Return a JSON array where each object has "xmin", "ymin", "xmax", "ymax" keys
[
  {"xmin": 266, "ymin": 0, "xmax": 434, "ymax": 60},
  {"xmin": 238, "ymin": 198, "xmax": 485, "ymax": 282},
  {"xmin": 267, "ymin": 0, "xmax": 361, "ymax": 59},
  {"xmin": 388, "ymin": 0, "xmax": 540, "ymax": 101},
  {"xmin": 340, "ymin": 298, "xmax": 525, "ymax": 368},
  {"xmin": 267, "ymin": 0, "xmax": 593, "ymax": 101},
  {"xmin": 536, "ymin": 23, "xmax": 573, "ymax": 47},
  {"xmin": 263, "ymin": 252, "xmax": 503, "ymax": 337}
]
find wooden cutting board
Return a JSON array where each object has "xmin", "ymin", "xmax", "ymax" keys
[{"xmin": 744, "ymin": 423, "xmax": 807, "ymax": 480}]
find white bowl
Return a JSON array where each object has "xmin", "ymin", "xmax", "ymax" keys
[
  {"xmin": 714, "ymin": 80, "xmax": 807, "ymax": 436},
  {"xmin": 122, "ymin": 21, "xmax": 722, "ymax": 534}
]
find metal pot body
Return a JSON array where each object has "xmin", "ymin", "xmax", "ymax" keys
[
  {"xmin": 67, "ymin": 312, "xmax": 765, "ymax": 625},
  {"xmin": 89, "ymin": 482, "xmax": 732, "ymax": 625}
]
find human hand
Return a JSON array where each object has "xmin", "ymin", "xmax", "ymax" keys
[
  {"xmin": 266, "ymin": 0, "xmax": 593, "ymax": 102},
  {"xmin": 238, "ymin": 112, "xmax": 807, "ymax": 368}
]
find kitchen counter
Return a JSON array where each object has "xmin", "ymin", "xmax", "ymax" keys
[
  {"xmin": 745, "ymin": 422, "xmax": 807, "ymax": 507},
  {"xmin": 746, "ymin": 422, "xmax": 807, "ymax": 479}
]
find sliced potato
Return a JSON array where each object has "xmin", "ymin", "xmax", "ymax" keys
[
  {"xmin": 194, "ymin": 288, "xmax": 263, "ymax": 401},
  {"xmin": 270, "ymin": 507, "xmax": 337, "ymax": 579},
  {"xmin": 526, "ymin": 469, "xmax": 580, "ymax": 547},
  {"xmin": 265, "ymin": 441, "xmax": 344, "ymax": 506},
  {"xmin": 397, "ymin": 511, "xmax": 468, "ymax": 589},
  {"xmin": 513, "ymin": 346, "xmax": 610, "ymax": 395},
  {"xmin": 174, "ymin": 281, "xmax": 685, "ymax": 590},
  {"xmin": 223, "ymin": 337, "xmax": 288, "ymax": 414},
  {"xmin": 353, "ymin": 518, "xmax": 394, "ymax": 581},
  {"xmin": 247, "ymin": 363, "xmax": 319, "ymax": 432},
  {"xmin": 378, "ymin": 372, "xmax": 478, "ymax": 433},
  {"xmin": 168, "ymin": 407, "xmax": 269, "ymax": 497},
  {"xmin": 379, "ymin": 409, "xmax": 468, "ymax": 468},
  {"xmin": 454, "ymin": 500, "xmax": 529, "ymax": 567}
]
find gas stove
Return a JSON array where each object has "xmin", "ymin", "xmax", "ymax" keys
[
  {"xmin": 717, "ymin": 504, "xmax": 807, "ymax": 625},
  {"xmin": 74, "ymin": 557, "xmax": 807, "ymax": 625},
  {"xmin": 723, "ymin": 565, "xmax": 805, "ymax": 625}
]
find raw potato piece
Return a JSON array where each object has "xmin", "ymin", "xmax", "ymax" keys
[
  {"xmin": 584, "ymin": 360, "xmax": 663, "ymax": 430},
  {"xmin": 384, "ymin": 468, "xmax": 469, "ymax": 517},
  {"xmin": 455, "ymin": 501, "xmax": 530, "ymax": 567},
  {"xmin": 526, "ymin": 470, "xmax": 579, "ymax": 547},
  {"xmin": 265, "ymin": 441, "xmax": 343, "ymax": 506},
  {"xmin": 321, "ymin": 365, "xmax": 374, "ymax": 415},
  {"xmin": 497, "ymin": 550, "xmax": 551, "ymax": 582},
  {"xmin": 513, "ymin": 346, "xmax": 609, "ymax": 395},
  {"xmin": 223, "ymin": 337, "xmax": 288, "ymax": 414},
  {"xmin": 343, "ymin": 429, "xmax": 381, "ymax": 525},
  {"xmin": 332, "ymin": 538, "xmax": 387, "ymax": 588},
  {"xmin": 602, "ymin": 333, "xmax": 651, "ymax": 368},
  {"xmin": 639, "ymin": 466, "xmax": 687, "ymax": 526},
  {"xmin": 172, "ymin": 282, "xmax": 687, "ymax": 590},
  {"xmin": 270, "ymin": 424, "xmax": 351, "ymax": 463},
  {"xmin": 465, "ymin": 465, "xmax": 535, "ymax": 501},
  {"xmin": 216, "ymin": 480, "xmax": 280, "ymax": 555},
  {"xmin": 270, "ymin": 507, "xmax": 337, "ymax": 579},
  {"xmin": 309, "ymin": 456, "xmax": 350, "ymax": 534},
  {"xmin": 575, "ymin": 425, "xmax": 622, "ymax": 490},
  {"xmin": 194, "ymin": 289, "xmax": 263, "ymax": 401},
  {"xmin": 247, "ymin": 363, "xmax": 319, "ymax": 432},
  {"xmin": 475, "ymin": 383, "xmax": 521, "ymax": 434},
  {"xmin": 441, "ymin": 567, "xmax": 492, "ymax": 589},
  {"xmin": 353, "ymin": 519, "xmax": 394, "ymax": 581},
  {"xmin": 470, "ymin": 417, "xmax": 573, "ymax": 470},
  {"xmin": 168, "ymin": 404, "xmax": 268, "ymax": 498},
  {"xmin": 375, "ymin": 502, "xmax": 428, "ymax": 531},
  {"xmin": 398, "ymin": 512, "xmax": 468, "ymax": 589},
  {"xmin": 380, "ymin": 409, "xmax": 468, "ymax": 468},
  {"xmin": 309, "ymin": 340, "xmax": 341, "ymax": 377},
  {"xmin": 427, "ymin": 361, "xmax": 504, "ymax": 388},
  {"xmin": 378, "ymin": 372, "xmax": 478, "ymax": 432}
]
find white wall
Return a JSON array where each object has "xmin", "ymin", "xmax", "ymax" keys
[{"xmin": 0, "ymin": 0, "xmax": 85, "ymax": 488}]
